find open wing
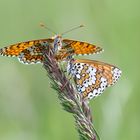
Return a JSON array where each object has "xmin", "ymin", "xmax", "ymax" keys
[
  {"xmin": 63, "ymin": 39, "xmax": 103, "ymax": 55},
  {"xmin": 0, "ymin": 38, "xmax": 53, "ymax": 57}
]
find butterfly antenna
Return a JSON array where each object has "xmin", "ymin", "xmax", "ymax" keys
[
  {"xmin": 61, "ymin": 24, "xmax": 84, "ymax": 36},
  {"xmin": 40, "ymin": 23, "xmax": 57, "ymax": 35}
]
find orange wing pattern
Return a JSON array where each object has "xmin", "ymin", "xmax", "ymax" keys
[
  {"xmin": 68, "ymin": 59, "xmax": 121, "ymax": 100},
  {"xmin": 54, "ymin": 39, "xmax": 103, "ymax": 61},
  {"xmin": 62, "ymin": 39, "xmax": 103, "ymax": 55},
  {"xmin": 0, "ymin": 39, "xmax": 53, "ymax": 57},
  {"xmin": 0, "ymin": 39, "xmax": 54, "ymax": 64},
  {"xmin": 18, "ymin": 45, "xmax": 45, "ymax": 64}
]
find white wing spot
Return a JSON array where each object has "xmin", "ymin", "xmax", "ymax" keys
[
  {"xmin": 76, "ymin": 74, "xmax": 81, "ymax": 79},
  {"xmin": 88, "ymin": 92, "xmax": 94, "ymax": 100},
  {"xmin": 112, "ymin": 68, "xmax": 122, "ymax": 84},
  {"xmin": 81, "ymin": 86, "xmax": 86, "ymax": 92}
]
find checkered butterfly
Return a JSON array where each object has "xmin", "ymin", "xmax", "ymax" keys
[
  {"xmin": 0, "ymin": 32, "xmax": 102, "ymax": 64},
  {"xmin": 67, "ymin": 59, "xmax": 122, "ymax": 100}
]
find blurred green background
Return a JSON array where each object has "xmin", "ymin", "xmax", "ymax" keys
[{"xmin": 0, "ymin": 0, "xmax": 139, "ymax": 140}]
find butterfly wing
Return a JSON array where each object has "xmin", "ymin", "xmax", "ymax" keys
[
  {"xmin": 69, "ymin": 59, "xmax": 121, "ymax": 100},
  {"xmin": 18, "ymin": 45, "xmax": 46, "ymax": 64},
  {"xmin": 0, "ymin": 38, "xmax": 53, "ymax": 57},
  {"xmin": 0, "ymin": 39, "xmax": 53, "ymax": 64},
  {"xmin": 62, "ymin": 39, "xmax": 103, "ymax": 55}
]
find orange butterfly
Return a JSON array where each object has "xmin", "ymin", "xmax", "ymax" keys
[
  {"xmin": 0, "ymin": 25, "xmax": 103, "ymax": 64},
  {"xmin": 67, "ymin": 59, "xmax": 121, "ymax": 100}
]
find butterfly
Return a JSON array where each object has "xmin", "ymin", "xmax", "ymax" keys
[
  {"xmin": 67, "ymin": 59, "xmax": 122, "ymax": 100},
  {"xmin": 0, "ymin": 35, "xmax": 103, "ymax": 64}
]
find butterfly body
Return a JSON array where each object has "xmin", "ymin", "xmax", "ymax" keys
[
  {"xmin": 67, "ymin": 59, "xmax": 121, "ymax": 100},
  {"xmin": 52, "ymin": 35, "xmax": 63, "ymax": 53}
]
